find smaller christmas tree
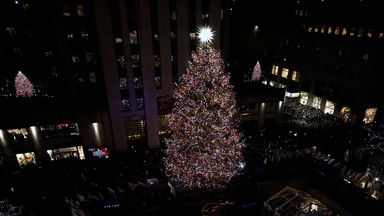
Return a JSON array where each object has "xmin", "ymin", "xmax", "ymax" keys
[
  {"xmin": 15, "ymin": 71, "xmax": 35, "ymax": 97},
  {"xmin": 251, "ymin": 61, "xmax": 261, "ymax": 81}
]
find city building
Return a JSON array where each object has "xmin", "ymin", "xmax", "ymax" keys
[{"xmin": 231, "ymin": 0, "xmax": 384, "ymax": 125}]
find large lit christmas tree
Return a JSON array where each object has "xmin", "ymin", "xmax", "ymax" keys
[
  {"xmin": 15, "ymin": 71, "xmax": 35, "ymax": 97},
  {"xmin": 251, "ymin": 61, "xmax": 261, "ymax": 81},
  {"xmin": 164, "ymin": 26, "xmax": 245, "ymax": 189}
]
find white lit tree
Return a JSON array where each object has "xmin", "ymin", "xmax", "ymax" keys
[
  {"xmin": 15, "ymin": 71, "xmax": 35, "ymax": 97},
  {"xmin": 163, "ymin": 26, "xmax": 245, "ymax": 189},
  {"xmin": 251, "ymin": 61, "xmax": 261, "ymax": 81}
]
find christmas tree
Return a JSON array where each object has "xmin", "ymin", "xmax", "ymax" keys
[
  {"xmin": 251, "ymin": 61, "xmax": 261, "ymax": 81},
  {"xmin": 164, "ymin": 27, "xmax": 245, "ymax": 189},
  {"xmin": 15, "ymin": 71, "xmax": 35, "ymax": 97}
]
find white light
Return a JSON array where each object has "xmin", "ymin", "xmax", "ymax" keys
[{"xmin": 197, "ymin": 26, "xmax": 215, "ymax": 44}]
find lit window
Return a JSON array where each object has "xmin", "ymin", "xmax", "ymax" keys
[
  {"xmin": 129, "ymin": 31, "xmax": 138, "ymax": 44},
  {"xmin": 89, "ymin": 72, "xmax": 96, "ymax": 83},
  {"xmin": 170, "ymin": 11, "xmax": 176, "ymax": 20},
  {"xmin": 342, "ymin": 28, "xmax": 347, "ymax": 35},
  {"xmin": 119, "ymin": 78, "xmax": 128, "ymax": 89},
  {"xmin": 299, "ymin": 92, "xmax": 309, "ymax": 105},
  {"xmin": 6, "ymin": 27, "xmax": 16, "ymax": 36},
  {"xmin": 299, "ymin": 9, "xmax": 304, "ymax": 16},
  {"xmin": 63, "ymin": 3, "xmax": 70, "ymax": 16},
  {"xmin": 85, "ymin": 52, "xmax": 93, "ymax": 63},
  {"xmin": 45, "ymin": 51, "xmax": 53, "ymax": 57},
  {"xmin": 221, "ymin": 9, "xmax": 224, "ymax": 19},
  {"xmin": 271, "ymin": 65, "xmax": 279, "ymax": 75},
  {"xmin": 202, "ymin": 14, "xmax": 209, "ymax": 20},
  {"xmin": 363, "ymin": 52, "xmax": 369, "ymax": 60},
  {"xmin": 190, "ymin": 32, "xmax": 196, "ymax": 40},
  {"xmin": 155, "ymin": 76, "xmax": 162, "ymax": 89},
  {"xmin": 131, "ymin": 55, "xmax": 140, "ymax": 67},
  {"xmin": 77, "ymin": 4, "xmax": 85, "ymax": 16},
  {"xmin": 72, "ymin": 55, "xmax": 79, "ymax": 63},
  {"xmin": 170, "ymin": 32, "xmax": 176, "ymax": 39},
  {"xmin": 67, "ymin": 34, "xmax": 74, "ymax": 39},
  {"xmin": 154, "ymin": 34, "xmax": 159, "ymax": 40},
  {"xmin": 327, "ymin": 26, "xmax": 332, "ymax": 34},
  {"xmin": 292, "ymin": 71, "xmax": 300, "ymax": 81},
  {"xmin": 314, "ymin": 26, "xmax": 319, "ymax": 33},
  {"xmin": 117, "ymin": 55, "xmax": 126, "ymax": 68},
  {"xmin": 324, "ymin": 100, "xmax": 335, "ymax": 114},
  {"xmin": 379, "ymin": 32, "xmax": 384, "ymax": 39},
  {"xmin": 363, "ymin": 108, "xmax": 377, "ymax": 124},
  {"xmin": 22, "ymin": 3, "xmax": 29, "ymax": 11},
  {"xmin": 281, "ymin": 68, "xmax": 289, "ymax": 78},
  {"xmin": 349, "ymin": 28, "xmax": 355, "ymax": 36},
  {"xmin": 312, "ymin": 96, "xmax": 322, "ymax": 109},
  {"xmin": 81, "ymin": 33, "xmax": 89, "ymax": 40},
  {"xmin": 133, "ymin": 77, "xmax": 142, "ymax": 89},
  {"xmin": 358, "ymin": 28, "xmax": 364, "ymax": 37},
  {"xmin": 304, "ymin": 10, "xmax": 308, "ymax": 16},
  {"xmin": 321, "ymin": 26, "xmax": 326, "ymax": 33},
  {"xmin": 308, "ymin": 25, "xmax": 313, "ymax": 32},
  {"xmin": 115, "ymin": 38, "xmax": 123, "ymax": 43},
  {"xmin": 153, "ymin": 55, "xmax": 160, "ymax": 67},
  {"xmin": 136, "ymin": 98, "xmax": 144, "ymax": 110},
  {"xmin": 295, "ymin": 9, "xmax": 299, "ymax": 16},
  {"xmin": 334, "ymin": 27, "xmax": 340, "ymax": 35},
  {"xmin": 122, "ymin": 99, "xmax": 130, "ymax": 111},
  {"xmin": 340, "ymin": 106, "xmax": 351, "ymax": 121},
  {"xmin": 367, "ymin": 30, "xmax": 372, "ymax": 37}
]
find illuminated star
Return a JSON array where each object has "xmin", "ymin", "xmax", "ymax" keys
[{"xmin": 197, "ymin": 26, "xmax": 215, "ymax": 44}]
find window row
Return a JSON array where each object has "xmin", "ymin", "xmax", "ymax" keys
[
  {"xmin": 271, "ymin": 65, "xmax": 300, "ymax": 82},
  {"xmin": 307, "ymin": 24, "xmax": 384, "ymax": 39}
]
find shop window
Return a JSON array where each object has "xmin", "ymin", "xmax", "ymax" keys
[
  {"xmin": 77, "ymin": 4, "xmax": 85, "ymax": 16},
  {"xmin": 271, "ymin": 65, "xmax": 279, "ymax": 75},
  {"xmin": 40, "ymin": 123, "xmax": 80, "ymax": 139},
  {"xmin": 363, "ymin": 108, "xmax": 377, "ymax": 124},
  {"xmin": 16, "ymin": 152, "xmax": 36, "ymax": 168},
  {"xmin": 324, "ymin": 100, "xmax": 335, "ymax": 114},
  {"xmin": 7, "ymin": 128, "xmax": 29, "ymax": 143},
  {"xmin": 340, "ymin": 106, "xmax": 351, "ymax": 121},
  {"xmin": 47, "ymin": 146, "xmax": 85, "ymax": 161},
  {"xmin": 281, "ymin": 68, "xmax": 289, "ymax": 78},
  {"xmin": 299, "ymin": 92, "xmax": 309, "ymax": 105},
  {"xmin": 312, "ymin": 96, "xmax": 322, "ymax": 109}
]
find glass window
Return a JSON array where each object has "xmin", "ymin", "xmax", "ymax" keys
[
  {"xmin": 271, "ymin": 65, "xmax": 279, "ymax": 75},
  {"xmin": 327, "ymin": 26, "xmax": 332, "ymax": 34},
  {"xmin": 324, "ymin": 100, "xmax": 335, "ymax": 114},
  {"xmin": 367, "ymin": 30, "xmax": 372, "ymax": 38},
  {"xmin": 136, "ymin": 98, "xmax": 144, "ymax": 110},
  {"xmin": 89, "ymin": 72, "xmax": 96, "ymax": 83},
  {"xmin": 292, "ymin": 71, "xmax": 300, "ymax": 81},
  {"xmin": 133, "ymin": 77, "xmax": 142, "ymax": 89},
  {"xmin": 131, "ymin": 55, "xmax": 141, "ymax": 67},
  {"xmin": 312, "ymin": 96, "xmax": 322, "ymax": 109},
  {"xmin": 340, "ymin": 106, "xmax": 351, "ymax": 121},
  {"xmin": 334, "ymin": 27, "xmax": 340, "ymax": 35},
  {"xmin": 281, "ymin": 68, "xmax": 289, "ymax": 78},
  {"xmin": 6, "ymin": 27, "xmax": 16, "ymax": 36},
  {"xmin": 62, "ymin": 3, "xmax": 70, "ymax": 16},
  {"xmin": 77, "ymin": 4, "xmax": 85, "ymax": 16},
  {"xmin": 349, "ymin": 28, "xmax": 355, "ymax": 37},
  {"xmin": 122, "ymin": 99, "xmax": 130, "ymax": 111},
  {"xmin": 129, "ymin": 31, "xmax": 138, "ymax": 44},
  {"xmin": 358, "ymin": 28, "xmax": 364, "ymax": 37},
  {"xmin": 363, "ymin": 108, "xmax": 377, "ymax": 124},
  {"xmin": 342, "ymin": 28, "xmax": 347, "ymax": 35},
  {"xmin": 299, "ymin": 92, "xmax": 309, "ymax": 105}
]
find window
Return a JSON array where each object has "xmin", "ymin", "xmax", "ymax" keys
[
  {"xmin": 342, "ymin": 28, "xmax": 347, "ymax": 35},
  {"xmin": 122, "ymin": 99, "xmax": 130, "ymax": 111},
  {"xmin": 136, "ymin": 98, "xmax": 144, "ymax": 110},
  {"xmin": 292, "ymin": 71, "xmax": 300, "ymax": 81},
  {"xmin": 327, "ymin": 26, "xmax": 332, "ymax": 34},
  {"xmin": 367, "ymin": 30, "xmax": 372, "ymax": 38},
  {"xmin": 190, "ymin": 32, "xmax": 196, "ymax": 40},
  {"xmin": 334, "ymin": 27, "xmax": 340, "ymax": 35},
  {"xmin": 89, "ymin": 72, "xmax": 96, "ymax": 83},
  {"xmin": 117, "ymin": 55, "xmax": 125, "ymax": 68},
  {"xmin": 153, "ymin": 55, "xmax": 160, "ymax": 67},
  {"xmin": 119, "ymin": 78, "xmax": 128, "ymax": 89},
  {"xmin": 6, "ymin": 27, "xmax": 16, "ymax": 36},
  {"xmin": 77, "ymin": 4, "xmax": 85, "ymax": 16},
  {"xmin": 349, "ymin": 28, "xmax": 355, "ymax": 37},
  {"xmin": 358, "ymin": 28, "xmax": 364, "ymax": 37},
  {"xmin": 131, "ymin": 55, "xmax": 140, "ymax": 67},
  {"xmin": 379, "ymin": 32, "xmax": 384, "ymax": 39},
  {"xmin": 324, "ymin": 100, "xmax": 335, "ymax": 114},
  {"xmin": 281, "ymin": 68, "xmax": 289, "ymax": 78},
  {"xmin": 133, "ymin": 77, "xmax": 142, "ymax": 89},
  {"xmin": 321, "ymin": 26, "xmax": 326, "ymax": 33},
  {"xmin": 67, "ymin": 34, "xmax": 74, "ymax": 39},
  {"xmin": 115, "ymin": 38, "xmax": 123, "ymax": 43},
  {"xmin": 299, "ymin": 92, "xmax": 309, "ymax": 105},
  {"xmin": 340, "ymin": 106, "xmax": 351, "ymax": 121},
  {"xmin": 129, "ymin": 31, "xmax": 138, "ymax": 44},
  {"xmin": 155, "ymin": 76, "xmax": 162, "ymax": 89},
  {"xmin": 62, "ymin": 3, "xmax": 70, "ymax": 16},
  {"xmin": 271, "ymin": 65, "xmax": 279, "ymax": 75},
  {"xmin": 363, "ymin": 52, "xmax": 369, "ymax": 61},
  {"xmin": 312, "ymin": 96, "xmax": 322, "ymax": 109},
  {"xmin": 314, "ymin": 26, "xmax": 319, "ymax": 33},
  {"xmin": 170, "ymin": 11, "xmax": 176, "ymax": 20},
  {"xmin": 363, "ymin": 108, "xmax": 377, "ymax": 124}
]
